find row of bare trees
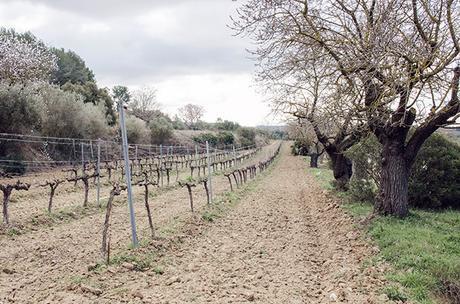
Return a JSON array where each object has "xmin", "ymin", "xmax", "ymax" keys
[{"xmin": 234, "ymin": 0, "xmax": 460, "ymax": 217}]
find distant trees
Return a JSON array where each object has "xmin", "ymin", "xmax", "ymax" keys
[
  {"xmin": 178, "ymin": 104, "xmax": 205, "ymax": 129},
  {"xmin": 50, "ymin": 48, "xmax": 94, "ymax": 85},
  {"xmin": 51, "ymin": 47, "xmax": 116, "ymax": 124},
  {"xmin": 216, "ymin": 118, "xmax": 240, "ymax": 131},
  {"xmin": 193, "ymin": 131, "xmax": 235, "ymax": 147},
  {"xmin": 235, "ymin": 0, "xmax": 460, "ymax": 217},
  {"xmin": 112, "ymin": 85, "xmax": 131, "ymax": 106}
]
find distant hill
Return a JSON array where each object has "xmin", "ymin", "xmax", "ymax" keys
[{"xmin": 439, "ymin": 127, "xmax": 460, "ymax": 145}]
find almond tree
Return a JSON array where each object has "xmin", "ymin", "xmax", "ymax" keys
[
  {"xmin": 178, "ymin": 104, "xmax": 204, "ymax": 129},
  {"xmin": 234, "ymin": 0, "xmax": 460, "ymax": 217},
  {"xmin": 0, "ymin": 29, "xmax": 56, "ymax": 83},
  {"xmin": 269, "ymin": 59, "xmax": 365, "ymax": 188}
]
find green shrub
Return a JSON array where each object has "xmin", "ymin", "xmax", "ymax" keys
[
  {"xmin": 237, "ymin": 127, "xmax": 256, "ymax": 147},
  {"xmin": 39, "ymin": 85, "xmax": 109, "ymax": 139},
  {"xmin": 216, "ymin": 131, "xmax": 235, "ymax": 146},
  {"xmin": 346, "ymin": 133, "xmax": 460, "ymax": 209},
  {"xmin": 409, "ymin": 133, "xmax": 460, "ymax": 209},
  {"xmin": 149, "ymin": 117, "xmax": 174, "ymax": 144},
  {"xmin": 291, "ymin": 139, "xmax": 310, "ymax": 156},
  {"xmin": 193, "ymin": 133, "xmax": 218, "ymax": 145},
  {"xmin": 125, "ymin": 115, "xmax": 150, "ymax": 144},
  {"xmin": 1, "ymin": 154, "xmax": 26, "ymax": 174},
  {"xmin": 345, "ymin": 135, "xmax": 380, "ymax": 203},
  {"xmin": 0, "ymin": 82, "xmax": 42, "ymax": 135}
]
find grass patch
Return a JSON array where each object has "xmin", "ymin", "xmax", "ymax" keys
[
  {"xmin": 309, "ymin": 165, "xmax": 460, "ymax": 304},
  {"xmin": 109, "ymin": 251, "xmax": 156, "ymax": 271}
]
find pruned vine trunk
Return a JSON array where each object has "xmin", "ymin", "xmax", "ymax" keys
[
  {"xmin": 187, "ymin": 186, "xmax": 194, "ymax": 212},
  {"xmin": 2, "ymin": 189, "xmax": 12, "ymax": 225},
  {"xmin": 143, "ymin": 184, "xmax": 155, "ymax": 238}
]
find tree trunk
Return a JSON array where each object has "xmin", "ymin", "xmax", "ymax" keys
[
  {"xmin": 375, "ymin": 141, "xmax": 410, "ymax": 218},
  {"xmin": 330, "ymin": 153, "xmax": 352, "ymax": 190},
  {"xmin": 310, "ymin": 153, "xmax": 319, "ymax": 168}
]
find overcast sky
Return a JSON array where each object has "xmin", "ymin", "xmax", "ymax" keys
[{"xmin": 0, "ymin": 0, "xmax": 280, "ymax": 126}]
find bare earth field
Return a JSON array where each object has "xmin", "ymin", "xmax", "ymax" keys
[{"xmin": 0, "ymin": 143, "xmax": 391, "ymax": 303}]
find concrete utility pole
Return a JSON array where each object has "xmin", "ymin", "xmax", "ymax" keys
[{"xmin": 118, "ymin": 102, "xmax": 138, "ymax": 248}]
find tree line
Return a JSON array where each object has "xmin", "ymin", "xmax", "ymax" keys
[{"xmin": 0, "ymin": 28, "xmax": 268, "ymax": 169}]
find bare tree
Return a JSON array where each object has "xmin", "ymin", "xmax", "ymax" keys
[
  {"xmin": 287, "ymin": 120, "xmax": 325, "ymax": 168},
  {"xmin": 178, "ymin": 104, "xmax": 205, "ymax": 128},
  {"xmin": 130, "ymin": 86, "xmax": 161, "ymax": 123},
  {"xmin": 234, "ymin": 0, "xmax": 460, "ymax": 217},
  {"xmin": 269, "ymin": 59, "xmax": 366, "ymax": 188}
]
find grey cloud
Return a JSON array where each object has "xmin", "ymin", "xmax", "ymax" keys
[{"xmin": 1, "ymin": 0, "xmax": 253, "ymax": 86}]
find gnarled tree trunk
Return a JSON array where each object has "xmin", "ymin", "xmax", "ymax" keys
[
  {"xmin": 330, "ymin": 153, "xmax": 352, "ymax": 190},
  {"xmin": 309, "ymin": 153, "xmax": 319, "ymax": 168},
  {"xmin": 374, "ymin": 139, "xmax": 410, "ymax": 218}
]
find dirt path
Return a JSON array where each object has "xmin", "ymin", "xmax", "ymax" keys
[{"xmin": 1, "ymin": 143, "xmax": 389, "ymax": 303}]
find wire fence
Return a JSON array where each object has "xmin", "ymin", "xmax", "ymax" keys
[{"xmin": 0, "ymin": 132, "xmax": 256, "ymax": 175}]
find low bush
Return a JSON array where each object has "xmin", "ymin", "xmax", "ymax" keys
[
  {"xmin": 291, "ymin": 139, "xmax": 310, "ymax": 156},
  {"xmin": 125, "ymin": 115, "xmax": 150, "ymax": 144},
  {"xmin": 39, "ymin": 85, "xmax": 110, "ymax": 139},
  {"xmin": 193, "ymin": 133, "xmax": 218, "ymax": 146},
  {"xmin": 409, "ymin": 133, "xmax": 460, "ymax": 209},
  {"xmin": 149, "ymin": 117, "xmax": 174, "ymax": 144},
  {"xmin": 237, "ymin": 127, "xmax": 256, "ymax": 147},
  {"xmin": 216, "ymin": 131, "xmax": 235, "ymax": 146}
]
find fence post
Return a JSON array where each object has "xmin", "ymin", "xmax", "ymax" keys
[
  {"xmin": 233, "ymin": 145, "xmax": 236, "ymax": 167},
  {"xmin": 72, "ymin": 139, "xmax": 76, "ymax": 162},
  {"xmin": 97, "ymin": 139, "xmax": 101, "ymax": 207},
  {"xmin": 135, "ymin": 145, "xmax": 138, "ymax": 162},
  {"xmin": 160, "ymin": 144, "xmax": 163, "ymax": 187},
  {"xmin": 90, "ymin": 140, "xmax": 94, "ymax": 159},
  {"xmin": 81, "ymin": 143, "xmax": 85, "ymax": 171},
  {"xmin": 118, "ymin": 102, "xmax": 138, "ymax": 248},
  {"xmin": 206, "ymin": 141, "xmax": 213, "ymax": 204}
]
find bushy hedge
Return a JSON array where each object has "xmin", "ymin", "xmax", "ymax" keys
[
  {"xmin": 149, "ymin": 116, "xmax": 174, "ymax": 144},
  {"xmin": 237, "ymin": 127, "xmax": 256, "ymax": 147},
  {"xmin": 125, "ymin": 115, "xmax": 150, "ymax": 144},
  {"xmin": 409, "ymin": 133, "xmax": 460, "ymax": 209},
  {"xmin": 193, "ymin": 131, "xmax": 234, "ymax": 147},
  {"xmin": 291, "ymin": 139, "xmax": 310, "ymax": 156}
]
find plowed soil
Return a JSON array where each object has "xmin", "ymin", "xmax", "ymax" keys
[{"xmin": 0, "ymin": 143, "xmax": 391, "ymax": 304}]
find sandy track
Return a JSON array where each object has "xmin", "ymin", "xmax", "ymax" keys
[{"xmin": 1, "ymin": 143, "xmax": 389, "ymax": 303}]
